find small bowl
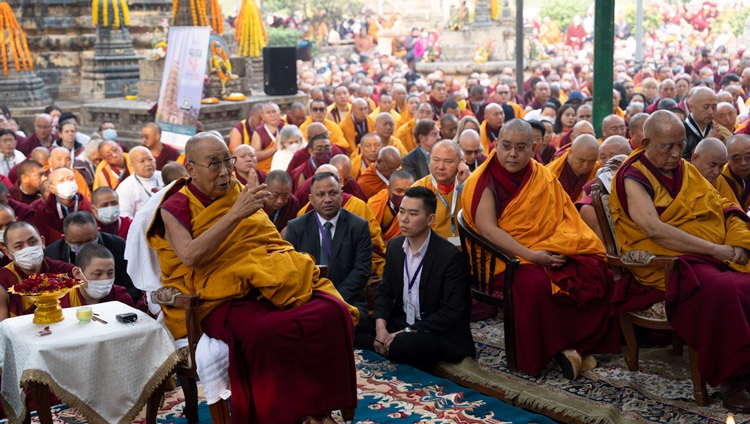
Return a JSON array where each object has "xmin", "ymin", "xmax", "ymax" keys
[{"xmin": 76, "ymin": 306, "xmax": 93, "ymax": 323}]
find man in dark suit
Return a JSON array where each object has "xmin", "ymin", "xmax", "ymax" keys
[
  {"xmin": 285, "ymin": 172, "xmax": 372, "ymax": 319},
  {"xmin": 43, "ymin": 211, "xmax": 141, "ymax": 303},
  {"xmin": 401, "ymin": 120, "xmax": 440, "ymax": 180},
  {"xmin": 371, "ymin": 186, "xmax": 475, "ymax": 369}
]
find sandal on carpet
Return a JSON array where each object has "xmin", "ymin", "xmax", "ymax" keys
[
  {"xmin": 554, "ymin": 349, "xmax": 582, "ymax": 380},
  {"xmin": 581, "ymin": 355, "xmax": 597, "ymax": 372}
]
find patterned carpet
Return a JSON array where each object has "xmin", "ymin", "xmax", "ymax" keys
[
  {"xmin": 435, "ymin": 318, "xmax": 747, "ymax": 424},
  {"xmin": 10, "ymin": 348, "xmax": 553, "ymax": 424}
]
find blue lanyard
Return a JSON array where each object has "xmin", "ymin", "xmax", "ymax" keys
[
  {"xmin": 309, "ymin": 155, "xmax": 318, "ymax": 170},
  {"xmin": 405, "ymin": 254, "xmax": 426, "ymax": 292},
  {"xmin": 314, "ymin": 213, "xmax": 332, "ymax": 259},
  {"xmin": 272, "ymin": 209, "xmax": 280, "ymax": 224}
]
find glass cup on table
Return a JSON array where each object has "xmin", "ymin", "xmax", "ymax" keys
[{"xmin": 76, "ymin": 306, "xmax": 93, "ymax": 323}]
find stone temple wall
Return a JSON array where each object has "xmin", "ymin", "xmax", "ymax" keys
[{"xmin": 8, "ymin": 0, "xmax": 173, "ymax": 102}]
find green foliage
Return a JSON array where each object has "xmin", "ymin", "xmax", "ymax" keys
[
  {"xmin": 263, "ymin": 0, "xmax": 364, "ymax": 23},
  {"xmin": 623, "ymin": 4, "xmax": 662, "ymax": 35},
  {"xmin": 710, "ymin": 8, "xmax": 750, "ymax": 39},
  {"xmin": 267, "ymin": 26, "xmax": 300, "ymax": 47},
  {"xmin": 539, "ymin": 0, "xmax": 588, "ymax": 31}
]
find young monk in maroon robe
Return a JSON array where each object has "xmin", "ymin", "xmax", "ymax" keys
[
  {"xmin": 461, "ymin": 119, "xmax": 619, "ymax": 379},
  {"xmin": 262, "ymin": 170, "xmax": 300, "ymax": 234}
]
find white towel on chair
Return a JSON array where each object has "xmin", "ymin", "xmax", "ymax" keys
[{"xmin": 195, "ymin": 334, "xmax": 231, "ymax": 404}]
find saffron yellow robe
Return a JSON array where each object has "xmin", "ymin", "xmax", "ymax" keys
[
  {"xmin": 299, "ymin": 117, "xmax": 350, "ymax": 154},
  {"xmin": 609, "ymin": 157, "xmax": 750, "ymax": 290},
  {"xmin": 461, "ymin": 151, "xmax": 605, "ymax": 276},
  {"xmin": 339, "ymin": 113, "xmax": 375, "ymax": 153},
  {"xmin": 148, "ymin": 179, "xmax": 358, "ymax": 339},
  {"xmin": 545, "ymin": 150, "xmax": 598, "ymax": 202},
  {"xmin": 93, "ymin": 154, "xmax": 134, "ymax": 190},
  {"xmin": 369, "ymin": 108, "xmax": 401, "ymax": 123},
  {"xmin": 412, "ymin": 175, "xmax": 463, "ymax": 240},
  {"xmin": 367, "ymin": 188, "xmax": 402, "ymax": 243},
  {"xmin": 394, "ymin": 119, "xmax": 417, "ymax": 152}
]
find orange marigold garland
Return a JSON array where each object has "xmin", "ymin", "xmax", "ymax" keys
[
  {"xmin": 208, "ymin": 0, "xmax": 223, "ymax": 35},
  {"xmin": 92, "ymin": 0, "xmax": 131, "ymax": 27},
  {"xmin": 235, "ymin": 0, "xmax": 266, "ymax": 57},
  {"xmin": 0, "ymin": 2, "xmax": 33, "ymax": 76}
]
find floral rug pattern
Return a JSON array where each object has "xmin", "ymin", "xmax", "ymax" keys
[{"xmin": 470, "ymin": 318, "xmax": 745, "ymax": 423}]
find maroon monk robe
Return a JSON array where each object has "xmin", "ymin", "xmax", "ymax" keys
[
  {"xmin": 285, "ymin": 145, "xmax": 345, "ymax": 175},
  {"xmin": 290, "ymin": 160, "xmax": 318, "ymax": 192},
  {"xmin": 98, "ymin": 216, "xmax": 133, "ymax": 240},
  {"xmin": 8, "ymin": 184, "xmax": 41, "ymax": 205},
  {"xmin": 202, "ymin": 292, "xmax": 356, "ymax": 423},
  {"xmin": 17, "ymin": 133, "xmax": 52, "ymax": 157},
  {"xmin": 254, "ymin": 122, "xmax": 285, "ymax": 150},
  {"xmin": 0, "ymin": 259, "xmax": 75, "ymax": 317},
  {"xmin": 296, "ymin": 176, "xmax": 368, "ymax": 204},
  {"xmin": 263, "ymin": 194, "xmax": 300, "ymax": 233},
  {"xmin": 31, "ymin": 193, "xmax": 93, "ymax": 244},
  {"xmin": 466, "ymin": 152, "xmax": 488, "ymax": 172},
  {"xmin": 154, "ymin": 143, "xmax": 181, "ymax": 170},
  {"xmin": 534, "ymin": 144, "xmax": 556, "ymax": 165},
  {"xmin": 479, "ymin": 159, "xmax": 619, "ymax": 377},
  {"xmin": 558, "ymin": 160, "xmax": 590, "ymax": 201}
]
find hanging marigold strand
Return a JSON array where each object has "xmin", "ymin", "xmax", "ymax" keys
[
  {"xmin": 110, "ymin": 0, "xmax": 120, "ymax": 28},
  {"xmin": 171, "ymin": 0, "xmax": 178, "ymax": 24},
  {"xmin": 119, "ymin": 0, "xmax": 130, "ymax": 26},
  {"xmin": 0, "ymin": 14, "xmax": 7, "ymax": 76},
  {"xmin": 92, "ymin": 0, "xmax": 99, "ymax": 26},
  {"xmin": 102, "ymin": 0, "xmax": 108, "ymax": 26}
]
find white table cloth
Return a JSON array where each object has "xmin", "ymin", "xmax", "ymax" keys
[{"xmin": 0, "ymin": 301, "xmax": 180, "ymax": 424}]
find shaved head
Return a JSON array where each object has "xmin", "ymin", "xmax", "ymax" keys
[
  {"xmin": 727, "ymin": 134, "xmax": 750, "ymax": 179},
  {"xmin": 628, "ymin": 112, "xmax": 649, "ymax": 148},
  {"xmin": 568, "ymin": 134, "xmax": 600, "ymax": 177},
  {"xmin": 315, "ymin": 164, "xmax": 339, "ymax": 178},
  {"xmin": 570, "ymin": 120, "xmax": 595, "ymax": 141},
  {"xmin": 692, "ymin": 137, "xmax": 728, "ymax": 183},
  {"xmin": 599, "ymin": 136, "xmax": 632, "ymax": 164},
  {"xmin": 377, "ymin": 146, "xmax": 402, "ymax": 179},
  {"xmin": 305, "ymin": 122, "xmax": 328, "ymax": 141}
]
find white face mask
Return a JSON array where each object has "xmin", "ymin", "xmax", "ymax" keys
[
  {"xmin": 82, "ymin": 275, "xmax": 115, "ymax": 300},
  {"xmin": 12, "ymin": 245, "xmax": 44, "ymax": 271},
  {"xmin": 285, "ymin": 142, "xmax": 301, "ymax": 153},
  {"xmin": 96, "ymin": 205, "xmax": 120, "ymax": 224},
  {"xmin": 55, "ymin": 180, "xmax": 78, "ymax": 200}
]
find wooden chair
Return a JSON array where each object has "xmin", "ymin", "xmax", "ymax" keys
[
  {"xmin": 456, "ymin": 209, "xmax": 521, "ymax": 371},
  {"xmin": 590, "ymin": 179, "xmax": 708, "ymax": 406},
  {"xmin": 148, "ymin": 266, "xmax": 355, "ymax": 422}
]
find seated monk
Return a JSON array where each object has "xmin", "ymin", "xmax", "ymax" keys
[
  {"xmin": 0, "ymin": 221, "xmax": 75, "ymax": 319},
  {"xmin": 395, "ymin": 101, "xmax": 434, "ymax": 152},
  {"xmin": 367, "ymin": 170, "xmax": 414, "ymax": 243},
  {"xmin": 479, "ymin": 103, "xmax": 505, "ymax": 153},
  {"xmin": 458, "ymin": 129, "xmax": 487, "ymax": 172},
  {"xmin": 339, "ymin": 98, "xmax": 375, "ymax": 153},
  {"xmin": 298, "ymin": 164, "xmax": 386, "ymax": 276},
  {"xmin": 227, "ymin": 104, "xmax": 263, "ymax": 153},
  {"xmin": 147, "ymin": 132, "xmax": 358, "ymax": 422},
  {"xmin": 295, "ymin": 154, "xmax": 367, "ymax": 202},
  {"xmin": 608, "ymin": 111, "xmax": 750, "ymax": 412},
  {"xmin": 64, "ymin": 243, "xmax": 140, "ymax": 310},
  {"xmin": 351, "ymin": 133, "xmax": 382, "ymax": 180},
  {"xmin": 721, "ymin": 134, "xmax": 750, "ymax": 210},
  {"xmin": 232, "ymin": 145, "xmax": 266, "ymax": 186},
  {"xmin": 262, "ymin": 170, "xmax": 299, "ymax": 234},
  {"xmin": 546, "ymin": 134, "xmax": 599, "ymax": 202},
  {"xmin": 411, "ymin": 140, "xmax": 470, "ymax": 243},
  {"xmin": 461, "ymin": 119, "xmax": 620, "ymax": 379},
  {"xmin": 358, "ymin": 144, "xmax": 402, "ymax": 198},
  {"xmin": 691, "ymin": 137, "xmax": 738, "ymax": 205},
  {"xmin": 32, "ymin": 167, "xmax": 93, "ymax": 244},
  {"xmin": 48, "ymin": 147, "xmax": 91, "ymax": 200},
  {"xmin": 374, "ymin": 113, "xmax": 409, "ymax": 158},
  {"xmin": 300, "ymin": 98, "xmax": 350, "ymax": 154},
  {"xmin": 290, "ymin": 124, "xmax": 332, "ymax": 191},
  {"xmin": 249, "ymin": 102, "xmax": 284, "ymax": 173},
  {"xmin": 93, "ymin": 140, "xmax": 133, "ymax": 190},
  {"xmin": 554, "ymin": 120, "xmax": 595, "ymax": 156}
]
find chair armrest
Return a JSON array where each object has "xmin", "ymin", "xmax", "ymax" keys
[
  {"xmin": 606, "ymin": 253, "xmax": 677, "ymax": 270},
  {"xmin": 151, "ymin": 286, "xmax": 199, "ymax": 309}
]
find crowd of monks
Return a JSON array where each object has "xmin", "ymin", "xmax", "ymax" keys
[{"xmin": 0, "ymin": 56, "xmax": 750, "ymax": 419}]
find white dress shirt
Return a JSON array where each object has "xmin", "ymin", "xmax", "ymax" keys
[
  {"xmin": 0, "ymin": 150, "xmax": 25, "ymax": 176},
  {"xmin": 402, "ymin": 230, "xmax": 431, "ymax": 324}
]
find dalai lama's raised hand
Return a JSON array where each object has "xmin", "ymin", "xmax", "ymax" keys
[
  {"xmin": 528, "ymin": 250, "xmax": 567, "ymax": 268},
  {"xmin": 230, "ymin": 183, "xmax": 270, "ymax": 219}
]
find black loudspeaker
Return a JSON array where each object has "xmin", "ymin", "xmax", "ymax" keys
[{"xmin": 263, "ymin": 46, "xmax": 297, "ymax": 96}]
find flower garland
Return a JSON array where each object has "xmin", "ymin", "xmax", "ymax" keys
[
  {"xmin": 210, "ymin": 40, "xmax": 232, "ymax": 81},
  {"xmin": 235, "ymin": 0, "xmax": 266, "ymax": 57},
  {"xmin": 490, "ymin": 0, "xmax": 499, "ymax": 20},
  {"xmin": 92, "ymin": 0, "xmax": 131, "ymax": 27},
  {"xmin": 0, "ymin": 2, "xmax": 34, "ymax": 76},
  {"xmin": 209, "ymin": 0, "xmax": 223, "ymax": 35}
]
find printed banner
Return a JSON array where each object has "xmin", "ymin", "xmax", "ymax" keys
[{"xmin": 155, "ymin": 26, "xmax": 211, "ymax": 149}]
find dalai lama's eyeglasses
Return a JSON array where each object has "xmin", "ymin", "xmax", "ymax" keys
[{"xmin": 190, "ymin": 156, "xmax": 237, "ymax": 171}]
